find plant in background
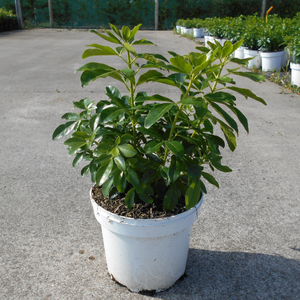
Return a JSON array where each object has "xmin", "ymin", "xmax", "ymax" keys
[
  {"xmin": 53, "ymin": 24, "xmax": 266, "ymax": 214},
  {"xmin": 258, "ymin": 15, "xmax": 286, "ymax": 52}
]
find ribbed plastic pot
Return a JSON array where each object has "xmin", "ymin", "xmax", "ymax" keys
[
  {"xmin": 260, "ymin": 51, "xmax": 283, "ymax": 71},
  {"xmin": 193, "ymin": 28, "xmax": 203, "ymax": 38},
  {"xmin": 244, "ymin": 49, "xmax": 261, "ymax": 69},
  {"xmin": 290, "ymin": 62, "xmax": 300, "ymax": 87},
  {"xmin": 90, "ymin": 189, "xmax": 204, "ymax": 292}
]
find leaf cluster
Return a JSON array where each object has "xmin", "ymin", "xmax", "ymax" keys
[{"xmin": 53, "ymin": 24, "xmax": 266, "ymax": 213}]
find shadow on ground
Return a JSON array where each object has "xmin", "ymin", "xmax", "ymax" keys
[{"xmin": 154, "ymin": 249, "xmax": 300, "ymax": 299}]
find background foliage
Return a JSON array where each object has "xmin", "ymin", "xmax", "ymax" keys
[{"xmin": 0, "ymin": 0, "xmax": 299, "ymax": 29}]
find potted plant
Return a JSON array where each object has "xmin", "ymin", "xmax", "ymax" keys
[
  {"xmin": 287, "ymin": 35, "xmax": 300, "ymax": 86},
  {"xmin": 193, "ymin": 18, "xmax": 204, "ymax": 38},
  {"xmin": 258, "ymin": 13, "xmax": 286, "ymax": 71},
  {"xmin": 182, "ymin": 18, "xmax": 194, "ymax": 36},
  {"xmin": 175, "ymin": 19, "xmax": 184, "ymax": 34},
  {"xmin": 52, "ymin": 24, "xmax": 266, "ymax": 292},
  {"xmin": 243, "ymin": 15, "xmax": 263, "ymax": 69}
]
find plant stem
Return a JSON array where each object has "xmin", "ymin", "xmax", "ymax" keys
[
  {"xmin": 126, "ymin": 50, "xmax": 137, "ymax": 146},
  {"xmin": 163, "ymin": 76, "xmax": 195, "ymax": 163}
]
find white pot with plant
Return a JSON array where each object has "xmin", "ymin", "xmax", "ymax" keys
[
  {"xmin": 53, "ymin": 24, "xmax": 266, "ymax": 293},
  {"xmin": 258, "ymin": 11, "xmax": 286, "ymax": 71},
  {"xmin": 288, "ymin": 36, "xmax": 300, "ymax": 87}
]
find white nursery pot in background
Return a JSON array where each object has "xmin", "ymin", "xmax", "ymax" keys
[
  {"xmin": 290, "ymin": 62, "xmax": 300, "ymax": 87},
  {"xmin": 91, "ymin": 189, "xmax": 204, "ymax": 292},
  {"xmin": 234, "ymin": 46, "xmax": 247, "ymax": 59},
  {"xmin": 193, "ymin": 28, "xmax": 203, "ymax": 38},
  {"xmin": 260, "ymin": 51, "xmax": 283, "ymax": 71},
  {"xmin": 185, "ymin": 28, "xmax": 193, "ymax": 36},
  {"xmin": 181, "ymin": 27, "xmax": 186, "ymax": 35},
  {"xmin": 244, "ymin": 49, "xmax": 261, "ymax": 69},
  {"xmin": 281, "ymin": 50, "xmax": 289, "ymax": 68}
]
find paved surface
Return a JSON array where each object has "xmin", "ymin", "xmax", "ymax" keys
[{"xmin": 0, "ymin": 29, "xmax": 299, "ymax": 300}]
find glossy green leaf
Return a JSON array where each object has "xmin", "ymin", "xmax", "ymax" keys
[
  {"xmin": 52, "ymin": 121, "xmax": 77, "ymax": 140},
  {"xmin": 126, "ymin": 168, "xmax": 140, "ymax": 187},
  {"xmin": 109, "ymin": 24, "xmax": 122, "ymax": 38},
  {"xmin": 90, "ymin": 114, "xmax": 100, "ymax": 132},
  {"xmin": 169, "ymin": 156, "xmax": 180, "ymax": 183},
  {"xmin": 90, "ymin": 29, "xmax": 121, "ymax": 44},
  {"xmin": 232, "ymin": 71, "xmax": 265, "ymax": 82},
  {"xmin": 118, "ymin": 144, "xmax": 137, "ymax": 157},
  {"xmin": 82, "ymin": 46, "xmax": 118, "ymax": 58},
  {"xmin": 80, "ymin": 69, "xmax": 123, "ymax": 87},
  {"xmin": 221, "ymin": 125, "xmax": 237, "ymax": 151},
  {"xmin": 135, "ymin": 94, "xmax": 174, "ymax": 103},
  {"xmin": 185, "ymin": 180, "xmax": 201, "ymax": 210},
  {"xmin": 136, "ymin": 127, "xmax": 163, "ymax": 140},
  {"xmin": 100, "ymin": 107, "xmax": 125, "ymax": 123},
  {"xmin": 96, "ymin": 159, "xmax": 113, "ymax": 186},
  {"xmin": 122, "ymin": 26, "xmax": 130, "ymax": 40},
  {"xmin": 129, "ymin": 24, "xmax": 142, "ymax": 39},
  {"xmin": 170, "ymin": 56, "xmax": 192, "ymax": 73},
  {"xmin": 102, "ymin": 175, "xmax": 114, "ymax": 197},
  {"xmin": 144, "ymin": 103, "xmax": 174, "ymax": 129},
  {"xmin": 209, "ymin": 102, "xmax": 238, "ymax": 133},
  {"xmin": 61, "ymin": 113, "xmax": 81, "ymax": 121},
  {"xmin": 114, "ymin": 170, "xmax": 127, "ymax": 193},
  {"xmin": 81, "ymin": 164, "xmax": 90, "ymax": 177},
  {"xmin": 114, "ymin": 155, "xmax": 126, "ymax": 172},
  {"xmin": 201, "ymin": 172, "xmax": 219, "ymax": 188},
  {"xmin": 133, "ymin": 39, "xmax": 155, "ymax": 45},
  {"xmin": 228, "ymin": 106, "xmax": 249, "ymax": 133},
  {"xmin": 227, "ymin": 87, "xmax": 267, "ymax": 105},
  {"xmin": 123, "ymin": 42, "xmax": 136, "ymax": 53},
  {"xmin": 144, "ymin": 141, "xmax": 163, "ymax": 154},
  {"xmin": 72, "ymin": 153, "xmax": 84, "ymax": 168},
  {"xmin": 165, "ymin": 140, "xmax": 184, "ymax": 158},
  {"xmin": 163, "ymin": 183, "xmax": 179, "ymax": 212},
  {"xmin": 111, "ymin": 147, "xmax": 120, "ymax": 157},
  {"xmin": 137, "ymin": 70, "xmax": 163, "ymax": 86},
  {"xmin": 76, "ymin": 62, "xmax": 115, "ymax": 73},
  {"xmin": 125, "ymin": 188, "xmax": 135, "ymax": 210},
  {"xmin": 221, "ymin": 42, "xmax": 233, "ymax": 58}
]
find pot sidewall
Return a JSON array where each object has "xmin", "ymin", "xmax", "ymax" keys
[
  {"xmin": 90, "ymin": 189, "xmax": 204, "ymax": 292},
  {"xmin": 244, "ymin": 49, "xmax": 261, "ymax": 69},
  {"xmin": 290, "ymin": 62, "xmax": 300, "ymax": 87},
  {"xmin": 260, "ymin": 51, "xmax": 283, "ymax": 71}
]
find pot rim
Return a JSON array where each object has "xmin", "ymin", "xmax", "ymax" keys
[{"xmin": 90, "ymin": 186, "xmax": 204, "ymax": 225}]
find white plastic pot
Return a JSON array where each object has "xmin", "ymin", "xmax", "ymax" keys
[
  {"xmin": 193, "ymin": 28, "xmax": 203, "ymax": 38},
  {"xmin": 204, "ymin": 35, "xmax": 216, "ymax": 47},
  {"xmin": 175, "ymin": 25, "xmax": 181, "ymax": 34},
  {"xmin": 91, "ymin": 189, "xmax": 204, "ymax": 292},
  {"xmin": 260, "ymin": 51, "xmax": 283, "ymax": 71},
  {"xmin": 185, "ymin": 28, "xmax": 193, "ymax": 36},
  {"xmin": 281, "ymin": 50, "xmax": 289, "ymax": 68},
  {"xmin": 244, "ymin": 49, "xmax": 261, "ymax": 69},
  {"xmin": 234, "ymin": 46, "xmax": 248, "ymax": 59},
  {"xmin": 290, "ymin": 62, "xmax": 300, "ymax": 87},
  {"xmin": 181, "ymin": 27, "xmax": 186, "ymax": 35}
]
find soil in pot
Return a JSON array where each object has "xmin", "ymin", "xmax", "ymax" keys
[{"xmin": 91, "ymin": 185, "xmax": 187, "ymax": 219}]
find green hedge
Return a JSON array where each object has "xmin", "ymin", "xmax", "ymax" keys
[{"xmin": 0, "ymin": 7, "xmax": 17, "ymax": 31}]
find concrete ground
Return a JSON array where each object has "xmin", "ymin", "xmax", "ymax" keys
[{"xmin": 0, "ymin": 29, "xmax": 299, "ymax": 300}]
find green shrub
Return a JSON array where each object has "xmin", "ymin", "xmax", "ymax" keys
[{"xmin": 0, "ymin": 7, "xmax": 18, "ymax": 31}]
